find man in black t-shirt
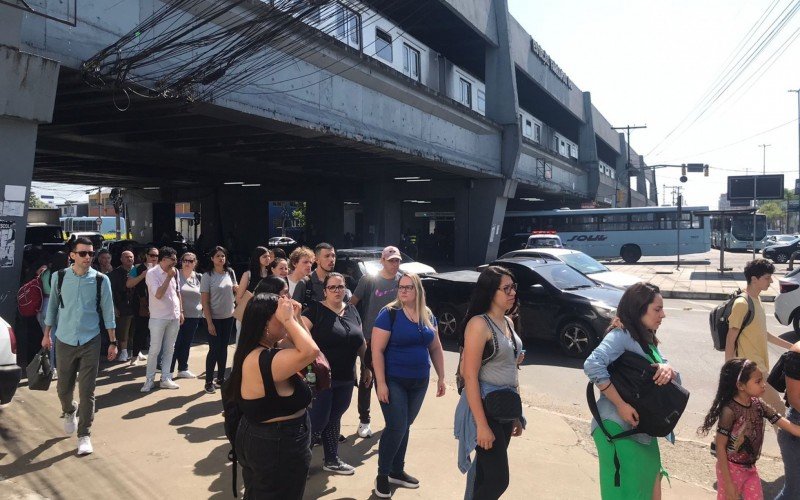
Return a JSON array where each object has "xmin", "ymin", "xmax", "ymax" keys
[{"xmin": 108, "ymin": 250, "xmax": 136, "ymax": 362}]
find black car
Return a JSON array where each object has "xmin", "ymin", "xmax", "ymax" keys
[
  {"xmin": 763, "ymin": 237, "xmax": 800, "ymax": 264},
  {"xmin": 423, "ymin": 257, "xmax": 622, "ymax": 358}
]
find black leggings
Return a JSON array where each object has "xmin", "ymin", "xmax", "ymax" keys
[
  {"xmin": 205, "ymin": 317, "xmax": 233, "ymax": 384},
  {"xmin": 473, "ymin": 416, "xmax": 514, "ymax": 500}
]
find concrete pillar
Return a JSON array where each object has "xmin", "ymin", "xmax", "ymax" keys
[
  {"xmin": 0, "ymin": 6, "xmax": 59, "ymax": 322},
  {"xmin": 615, "ymin": 133, "xmax": 629, "ymax": 207},
  {"xmin": 579, "ymin": 92, "xmax": 600, "ymax": 204},
  {"xmin": 455, "ymin": 178, "xmax": 516, "ymax": 266},
  {"xmin": 362, "ymin": 181, "xmax": 401, "ymax": 247},
  {"xmin": 307, "ymin": 186, "xmax": 345, "ymax": 247}
]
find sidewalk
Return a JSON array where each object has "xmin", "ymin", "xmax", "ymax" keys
[
  {"xmin": 0, "ymin": 345, "xmax": 715, "ymax": 499},
  {"xmin": 604, "ymin": 249, "xmax": 783, "ymax": 301}
]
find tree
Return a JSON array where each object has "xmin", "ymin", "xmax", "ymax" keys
[
  {"xmin": 759, "ymin": 200, "xmax": 784, "ymax": 228},
  {"xmin": 292, "ymin": 201, "xmax": 306, "ymax": 228},
  {"xmin": 28, "ymin": 192, "xmax": 49, "ymax": 208}
]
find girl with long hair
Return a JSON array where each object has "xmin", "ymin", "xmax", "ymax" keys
[
  {"xmin": 699, "ymin": 358, "xmax": 800, "ymax": 500},
  {"xmin": 228, "ymin": 293, "xmax": 319, "ymax": 499},
  {"xmin": 200, "ymin": 246, "xmax": 238, "ymax": 394},
  {"xmin": 584, "ymin": 282, "xmax": 678, "ymax": 499},
  {"xmin": 371, "ymin": 273, "xmax": 446, "ymax": 497},
  {"xmin": 238, "ymin": 246, "xmax": 271, "ymax": 299},
  {"xmin": 454, "ymin": 266, "xmax": 524, "ymax": 500}
]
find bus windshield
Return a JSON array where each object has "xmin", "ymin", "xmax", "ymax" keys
[{"xmin": 731, "ymin": 216, "xmax": 766, "ymax": 241}]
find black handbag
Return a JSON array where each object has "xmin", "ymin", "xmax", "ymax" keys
[
  {"xmin": 26, "ymin": 348, "xmax": 53, "ymax": 391},
  {"xmin": 484, "ymin": 389, "xmax": 522, "ymax": 422},
  {"xmin": 768, "ymin": 352, "xmax": 789, "ymax": 393}
]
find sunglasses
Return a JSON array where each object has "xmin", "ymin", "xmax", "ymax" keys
[
  {"xmin": 499, "ymin": 283, "xmax": 518, "ymax": 295},
  {"xmin": 74, "ymin": 251, "xmax": 95, "ymax": 258},
  {"xmin": 325, "ymin": 285, "xmax": 346, "ymax": 292},
  {"xmin": 148, "ymin": 253, "xmax": 159, "ymax": 258},
  {"xmin": 182, "ymin": 259, "xmax": 196, "ymax": 263}
]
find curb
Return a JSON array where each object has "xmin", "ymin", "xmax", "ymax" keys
[{"xmin": 661, "ymin": 290, "xmax": 776, "ymax": 302}]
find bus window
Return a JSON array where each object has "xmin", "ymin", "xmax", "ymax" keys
[
  {"xmin": 599, "ymin": 214, "xmax": 628, "ymax": 231},
  {"xmin": 630, "ymin": 212, "xmax": 655, "ymax": 230}
]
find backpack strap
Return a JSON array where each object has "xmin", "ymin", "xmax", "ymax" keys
[
  {"xmin": 389, "ymin": 307, "xmax": 397, "ymax": 331},
  {"xmin": 96, "ymin": 273, "xmax": 106, "ymax": 332},
  {"xmin": 57, "ymin": 269, "xmax": 66, "ymax": 308},
  {"xmin": 480, "ymin": 314, "xmax": 500, "ymax": 365},
  {"xmin": 585, "ymin": 382, "xmax": 643, "ymax": 487}
]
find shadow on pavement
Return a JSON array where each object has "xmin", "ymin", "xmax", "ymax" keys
[
  {"xmin": 122, "ymin": 391, "xmax": 206, "ymax": 420},
  {"xmin": 0, "ymin": 436, "xmax": 71, "ymax": 480},
  {"xmin": 303, "ymin": 430, "xmax": 382, "ymax": 500},
  {"xmin": 169, "ymin": 398, "xmax": 222, "ymax": 427},
  {"xmin": 192, "ymin": 441, "xmax": 233, "ymax": 499},
  {"xmin": 690, "ymin": 271, "xmax": 743, "ymax": 281}
]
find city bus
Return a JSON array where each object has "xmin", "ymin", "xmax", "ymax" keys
[
  {"xmin": 60, "ymin": 216, "xmax": 128, "ymax": 241},
  {"xmin": 504, "ymin": 206, "xmax": 710, "ymax": 263},
  {"xmin": 710, "ymin": 214, "xmax": 767, "ymax": 251}
]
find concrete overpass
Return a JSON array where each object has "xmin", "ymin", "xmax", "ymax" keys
[{"xmin": 0, "ymin": 0, "xmax": 657, "ymax": 320}]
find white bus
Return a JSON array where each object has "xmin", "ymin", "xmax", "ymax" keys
[
  {"xmin": 60, "ymin": 216, "xmax": 128, "ymax": 240},
  {"xmin": 710, "ymin": 214, "xmax": 767, "ymax": 251},
  {"xmin": 504, "ymin": 206, "xmax": 710, "ymax": 263}
]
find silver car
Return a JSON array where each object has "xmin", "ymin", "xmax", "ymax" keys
[{"xmin": 499, "ymin": 248, "xmax": 640, "ymax": 289}]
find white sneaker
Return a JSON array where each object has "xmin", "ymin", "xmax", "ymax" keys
[
  {"xmin": 140, "ymin": 379, "xmax": 154, "ymax": 392},
  {"xmin": 63, "ymin": 404, "xmax": 78, "ymax": 435},
  {"xmin": 358, "ymin": 422, "xmax": 373, "ymax": 438},
  {"xmin": 137, "ymin": 353, "xmax": 147, "ymax": 362},
  {"xmin": 77, "ymin": 436, "xmax": 93, "ymax": 456},
  {"xmin": 117, "ymin": 350, "xmax": 129, "ymax": 362},
  {"xmin": 175, "ymin": 370, "xmax": 196, "ymax": 379},
  {"xmin": 159, "ymin": 379, "xmax": 180, "ymax": 390}
]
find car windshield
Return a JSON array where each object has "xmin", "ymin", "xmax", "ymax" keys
[
  {"xmin": 536, "ymin": 263, "xmax": 597, "ymax": 290},
  {"xmin": 559, "ymin": 252, "xmax": 608, "ymax": 275}
]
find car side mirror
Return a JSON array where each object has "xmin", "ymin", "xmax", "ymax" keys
[{"xmin": 529, "ymin": 284, "xmax": 546, "ymax": 294}]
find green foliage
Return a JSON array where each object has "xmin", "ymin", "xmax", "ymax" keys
[
  {"xmin": 292, "ymin": 202, "xmax": 306, "ymax": 227},
  {"xmin": 28, "ymin": 192, "xmax": 49, "ymax": 208}
]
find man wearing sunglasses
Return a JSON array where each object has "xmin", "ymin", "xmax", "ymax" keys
[{"xmin": 43, "ymin": 237, "xmax": 116, "ymax": 456}]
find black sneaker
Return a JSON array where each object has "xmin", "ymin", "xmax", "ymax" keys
[
  {"xmin": 204, "ymin": 383, "xmax": 216, "ymax": 394},
  {"xmin": 388, "ymin": 471, "xmax": 419, "ymax": 489},
  {"xmin": 374, "ymin": 474, "xmax": 392, "ymax": 498},
  {"xmin": 322, "ymin": 458, "xmax": 355, "ymax": 475},
  {"xmin": 214, "ymin": 378, "xmax": 224, "ymax": 389}
]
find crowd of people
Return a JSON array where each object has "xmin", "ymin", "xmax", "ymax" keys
[{"xmin": 33, "ymin": 232, "xmax": 800, "ymax": 498}]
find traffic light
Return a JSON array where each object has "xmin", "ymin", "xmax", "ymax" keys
[{"xmin": 680, "ymin": 166, "xmax": 687, "ymax": 183}]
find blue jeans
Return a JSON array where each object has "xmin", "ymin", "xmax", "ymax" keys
[
  {"xmin": 171, "ymin": 317, "xmax": 200, "ymax": 373},
  {"xmin": 309, "ymin": 380, "xmax": 355, "ymax": 463},
  {"xmin": 205, "ymin": 317, "xmax": 234, "ymax": 384},
  {"xmin": 377, "ymin": 376, "xmax": 428, "ymax": 476},
  {"xmin": 777, "ymin": 407, "xmax": 800, "ymax": 499}
]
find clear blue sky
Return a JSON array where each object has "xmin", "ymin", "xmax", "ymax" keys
[{"xmin": 509, "ymin": 0, "xmax": 800, "ymax": 208}]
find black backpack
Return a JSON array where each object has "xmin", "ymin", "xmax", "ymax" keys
[
  {"xmin": 221, "ymin": 379, "xmax": 243, "ymax": 498},
  {"xmin": 709, "ymin": 291, "xmax": 753, "ymax": 352},
  {"xmin": 586, "ymin": 350, "xmax": 690, "ymax": 487}
]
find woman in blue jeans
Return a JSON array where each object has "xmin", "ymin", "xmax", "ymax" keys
[
  {"xmin": 777, "ymin": 345, "xmax": 800, "ymax": 499},
  {"xmin": 371, "ymin": 272, "xmax": 446, "ymax": 498}
]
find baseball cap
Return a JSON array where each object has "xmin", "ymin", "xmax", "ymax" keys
[{"xmin": 381, "ymin": 246, "xmax": 402, "ymax": 261}]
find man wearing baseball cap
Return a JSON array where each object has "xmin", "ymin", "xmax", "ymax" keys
[{"xmin": 350, "ymin": 246, "xmax": 403, "ymax": 438}]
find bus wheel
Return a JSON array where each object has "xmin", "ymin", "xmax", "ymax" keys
[
  {"xmin": 775, "ymin": 252, "xmax": 789, "ymax": 264},
  {"xmin": 620, "ymin": 244, "xmax": 642, "ymax": 263}
]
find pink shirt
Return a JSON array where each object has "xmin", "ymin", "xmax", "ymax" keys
[{"xmin": 145, "ymin": 265, "xmax": 181, "ymax": 320}]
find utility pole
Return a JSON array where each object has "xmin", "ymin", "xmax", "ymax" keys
[
  {"xmin": 758, "ymin": 144, "xmax": 771, "ymax": 175},
  {"xmin": 612, "ymin": 124, "xmax": 647, "ymax": 208},
  {"xmin": 790, "ymin": 89, "xmax": 800, "ymax": 232}
]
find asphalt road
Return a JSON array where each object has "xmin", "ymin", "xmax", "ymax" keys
[{"xmin": 440, "ymin": 297, "xmax": 797, "ymax": 458}]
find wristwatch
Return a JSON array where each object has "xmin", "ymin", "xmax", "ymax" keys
[{"xmin": 109, "ymin": 340, "xmax": 118, "ymax": 347}]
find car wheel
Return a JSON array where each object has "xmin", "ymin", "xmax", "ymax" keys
[
  {"xmin": 620, "ymin": 244, "xmax": 642, "ymax": 264},
  {"xmin": 558, "ymin": 320, "xmax": 596, "ymax": 358},
  {"xmin": 775, "ymin": 252, "xmax": 789, "ymax": 264},
  {"xmin": 437, "ymin": 305, "xmax": 460, "ymax": 339}
]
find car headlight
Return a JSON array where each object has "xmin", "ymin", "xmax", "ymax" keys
[{"xmin": 593, "ymin": 303, "xmax": 617, "ymax": 319}]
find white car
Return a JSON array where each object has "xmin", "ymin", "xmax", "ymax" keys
[
  {"xmin": 268, "ymin": 236, "xmax": 296, "ymax": 246},
  {"xmin": 499, "ymin": 248, "xmax": 640, "ymax": 289},
  {"xmin": 775, "ymin": 268, "xmax": 800, "ymax": 333},
  {"xmin": 0, "ymin": 316, "xmax": 21, "ymax": 405}
]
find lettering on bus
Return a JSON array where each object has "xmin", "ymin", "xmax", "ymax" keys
[{"xmin": 566, "ymin": 235, "xmax": 608, "ymax": 242}]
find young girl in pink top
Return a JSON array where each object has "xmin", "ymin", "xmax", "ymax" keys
[{"xmin": 699, "ymin": 358, "xmax": 800, "ymax": 499}]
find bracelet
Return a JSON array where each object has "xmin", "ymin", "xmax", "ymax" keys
[{"xmin": 599, "ymin": 383, "xmax": 611, "ymax": 392}]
